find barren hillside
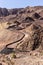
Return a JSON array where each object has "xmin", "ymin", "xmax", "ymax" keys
[{"xmin": 0, "ymin": 6, "xmax": 43, "ymax": 65}]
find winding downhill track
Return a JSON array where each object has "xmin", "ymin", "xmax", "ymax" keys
[{"xmin": 0, "ymin": 29, "xmax": 25, "ymax": 51}]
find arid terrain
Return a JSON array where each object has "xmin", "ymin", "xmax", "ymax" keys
[{"xmin": 0, "ymin": 6, "xmax": 43, "ymax": 65}]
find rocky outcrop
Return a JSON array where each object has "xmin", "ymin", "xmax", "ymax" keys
[
  {"xmin": 0, "ymin": 22, "xmax": 43, "ymax": 52},
  {"xmin": 14, "ymin": 23, "xmax": 43, "ymax": 51},
  {"xmin": 0, "ymin": 8, "xmax": 23, "ymax": 17},
  {"xmin": 0, "ymin": 8, "xmax": 9, "ymax": 17},
  {"xmin": 0, "ymin": 6, "xmax": 43, "ymax": 52},
  {"xmin": 0, "ymin": 6, "xmax": 43, "ymax": 65},
  {"xmin": 32, "ymin": 13, "xmax": 41, "ymax": 19}
]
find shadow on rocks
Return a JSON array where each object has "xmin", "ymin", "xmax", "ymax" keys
[{"xmin": 0, "ymin": 47, "xmax": 14, "ymax": 54}]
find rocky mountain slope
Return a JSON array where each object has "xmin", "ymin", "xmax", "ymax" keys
[{"xmin": 0, "ymin": 6, "xmax": 43, "ymax": 65}]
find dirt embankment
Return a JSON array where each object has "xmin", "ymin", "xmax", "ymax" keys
[{"xmin": 0, "ymin": 6, "xmax": 43, "ymax": 65}]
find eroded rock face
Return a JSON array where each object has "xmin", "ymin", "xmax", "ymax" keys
[
  {"xmin": 0, "ymin": 22, "xmax": 42, "ymax": 52},
  {"xmin": 0, "ymin": 6, "xmax": 43, "ymax": 65},
  {"xmin": 0, "ymin": 8, "xmax": 9, "ymax": 17},
  {"xmin": 15, "ymin": 23, "xmax": 43, "ymax": 51},
  {"xmin": 32, "ymin": 13, "xmax": 41, "ymax": 19},
  {"xmin": 0, "ymin": 6, "xmax": 43, "ymax": 52}
]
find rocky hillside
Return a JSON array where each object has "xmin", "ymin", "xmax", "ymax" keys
[{"xmin": 0, "ymin": 6, "xmax": 43, "ymax": 65}]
